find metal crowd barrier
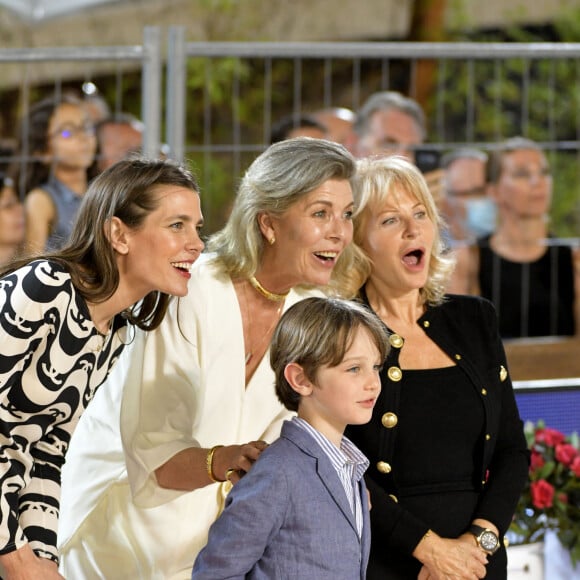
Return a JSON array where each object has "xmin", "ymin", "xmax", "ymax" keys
[{"xmin": 0, "ymin": 26, "xmax": 162, "ymax": 160}]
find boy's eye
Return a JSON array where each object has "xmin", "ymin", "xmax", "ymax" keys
[
  {"xmin": 347, "ymin": 365, "xmax": 360, "ymax": 373},
  {"xmin": 170, "ymin": 222, "xmax": 184, "ymax": 230},
  {"xmin": 373, "ymin": 364, "xmax": 383, "ymax": 372}
]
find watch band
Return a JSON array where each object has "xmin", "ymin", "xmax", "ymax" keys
[{"xmin": 469, "ymin": 524, "xmax": 487, "ymax": 536}]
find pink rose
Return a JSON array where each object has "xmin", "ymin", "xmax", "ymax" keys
[
  {"xmin": 555, "ymin": 443, "xmax": 578, "ymax": 467},
  {"xmin": 535, "ymin": 427, "xmax": 566, "ymax": 447},
  {"xmin": 530, "ymin": 479, "xmax": 554, "ymax": 509},
  {"xmin": 571, "ymin": 456, "xmax": 580, "ymax": 477}
]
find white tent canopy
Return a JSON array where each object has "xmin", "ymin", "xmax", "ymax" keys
[{"xmin": 0, "ymin": 0, "xmax": 118, "ymax": 22}]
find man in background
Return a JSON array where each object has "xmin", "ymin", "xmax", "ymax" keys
[
  {"xmin": 353, "ymin": 90, "xmax": 426, "ymax": 162},
  {"xmin": 269, "ymin": 113, "xmax": 328, "ymax": 144},
  {"xmin": 354, "ymin": 90, "xmax": 442, "ymax": 205},
  {"xmin": 440, "ymin": 147, "xmax": 496, "ymax": 246},
  {"xmin": 313, "ymin": 107, "xmax": 357, "ymax": 151},
  {"xmin": 95, "ymin": 113, "xmax": 144, "ymax": 173}
]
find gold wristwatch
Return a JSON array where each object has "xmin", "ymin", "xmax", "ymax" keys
[{"xmin": 468, "ymin": 524, "xmax": 500, "ymax": 555}]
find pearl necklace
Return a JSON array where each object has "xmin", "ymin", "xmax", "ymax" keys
[{"xmin": 249, "ymin": 276, "xmax": 289, "ymax": 302}]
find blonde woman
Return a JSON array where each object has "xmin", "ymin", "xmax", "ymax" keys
[{"xmin": 345, "ymin": 156, "xmax": 529, "ymax": 580}]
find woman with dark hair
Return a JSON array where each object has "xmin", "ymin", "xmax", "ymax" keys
[
  {"xmin": 58, "ymin": 137, "xmax": 359, "ymax": 579},
  {"xmin": 15, "ymin": 94, "xmax": 97, "ymax": 252},
  {"xmin": 0, "ymin": 157, "xmax": 204, "ymax": 579}
]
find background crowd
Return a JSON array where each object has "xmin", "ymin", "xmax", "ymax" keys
[{"xmin": 2, "ymin": 86, "xmax": 577, "ymax": 341}]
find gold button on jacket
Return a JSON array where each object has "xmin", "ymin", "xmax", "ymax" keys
[
  {"xmin": 381, "ymin": 412, "xmax": 398, "ymax": 428},
  {"xmin": 377, "ymin": 461, "xmax": 392, "ymax": 474},
  {"xmin": 499, "ymin": 365, "xmax": 508, "ymax": 382}
]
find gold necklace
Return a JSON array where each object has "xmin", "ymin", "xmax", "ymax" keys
[
  {"xmin": 242, "ymin": 281, "xmax": 285, "ymax": 366},
  {"xmin": 249, "ymin": 276, "xmax": 289, "ymax": 302}
]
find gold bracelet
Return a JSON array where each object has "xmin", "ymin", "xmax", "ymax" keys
[{"xmin": 206, "ymin": 445, "xmax": 224, "ymax": 482}]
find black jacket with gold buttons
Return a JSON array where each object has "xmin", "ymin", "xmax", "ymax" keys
[{"xmin": 346, "ymin": 293, "xmax": 530, "ymax": 560}]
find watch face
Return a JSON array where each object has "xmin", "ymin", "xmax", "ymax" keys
[{"xmin": 480, "ymin": 531, "xmax": 499, "ymax": 551}]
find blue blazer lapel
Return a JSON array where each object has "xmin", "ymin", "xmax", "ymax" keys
[
  {"xmin": 360, "ymin": 479, "xmax": 371, "ymax": 573},
  {"xmin": 281, "ymin": 421, "xmax": 360, "ymax": 537}
]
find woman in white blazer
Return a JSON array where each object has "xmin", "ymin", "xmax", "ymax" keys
[{"xmin": 58, "ymin": 137, "xmax": 361, "ymax": 580}]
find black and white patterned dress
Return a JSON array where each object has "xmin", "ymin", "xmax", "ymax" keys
[{"xmin": 0, "ymin": 260, "xmax": 128, "ymax": 562}]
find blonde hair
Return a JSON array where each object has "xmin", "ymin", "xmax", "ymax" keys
[{"xmin": 345, "ymin": 156, "xmax": 455, "ymax": 304}]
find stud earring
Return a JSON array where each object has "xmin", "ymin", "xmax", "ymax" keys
[{"xmin": 269, "ymin": 236, "xmax": 276, "ymax": 245}]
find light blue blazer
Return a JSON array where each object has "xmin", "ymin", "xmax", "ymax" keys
[{"xmin": 191, "ymin": 420, "xmax": 371, "ymax": 579}]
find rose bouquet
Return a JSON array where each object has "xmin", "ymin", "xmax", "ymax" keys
[{"xmin": 509, "ymin": 420, "xmax": 580, "ymax": 564}]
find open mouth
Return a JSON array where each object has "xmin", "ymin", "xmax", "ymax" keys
[
  {"xmin": 171, "ymin": 261, "xmax": 192, "ymax": 273},
  {"xmin": 313, "ymin": 250, "xmax": 339, "ymax": 262},
  {"xmin": 402, "ymin": 248, "xmax": 424, "ymax": 267}
]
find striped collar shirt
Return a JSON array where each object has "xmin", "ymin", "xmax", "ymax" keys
[{"xmin": 293, "ymin": 417, "xmax": 369, "ymax": 537}]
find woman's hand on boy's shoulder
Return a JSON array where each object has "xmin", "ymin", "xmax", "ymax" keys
[{"xmin": 217, "ymin": 440, "xmax": 269, "ymax": 485}]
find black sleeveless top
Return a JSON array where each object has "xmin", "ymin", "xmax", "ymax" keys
[{"xmin": 477, "ymin": 235, "xmax": 575, "ymax": 338}]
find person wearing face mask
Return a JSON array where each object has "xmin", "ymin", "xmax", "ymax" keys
[
  {"xmin": 440, "ymin": 148, "xmax": 496, "ymax": 246},
  {"xmin": 449, "ymin": 137, "xmax": 580, "ymax": 339}
]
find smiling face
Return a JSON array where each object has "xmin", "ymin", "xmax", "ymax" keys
[
  {"xmin": 296, "ymin": 326, "xmax": 382, "ymax": 444},
  {"xmin": 359, "ymin": 186, "xmax": 435, "ymax": 295},
  {"xmin": 258, "ymin": 178, "xmax": 354, "ymax": 290},
  {"xmin": 120, "ymin": 185, "xmax": 204, "ymax": 299}
]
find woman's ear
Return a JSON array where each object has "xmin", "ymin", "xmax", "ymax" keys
[
  {"xmin": 106, "ymin": 216, "xmax": 130, "ymax": 255},
  {"xmin": 257, "ymin": 211, "xmax": 276, "ymax": 244},
  {"xmin": 284, "ymin": 362, "xmax": 314, "ymax": 398}
]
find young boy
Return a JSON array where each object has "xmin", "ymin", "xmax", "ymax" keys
[{"xmin": 191, "ymin": 297, "xmax": 389, "ymax": 579}]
